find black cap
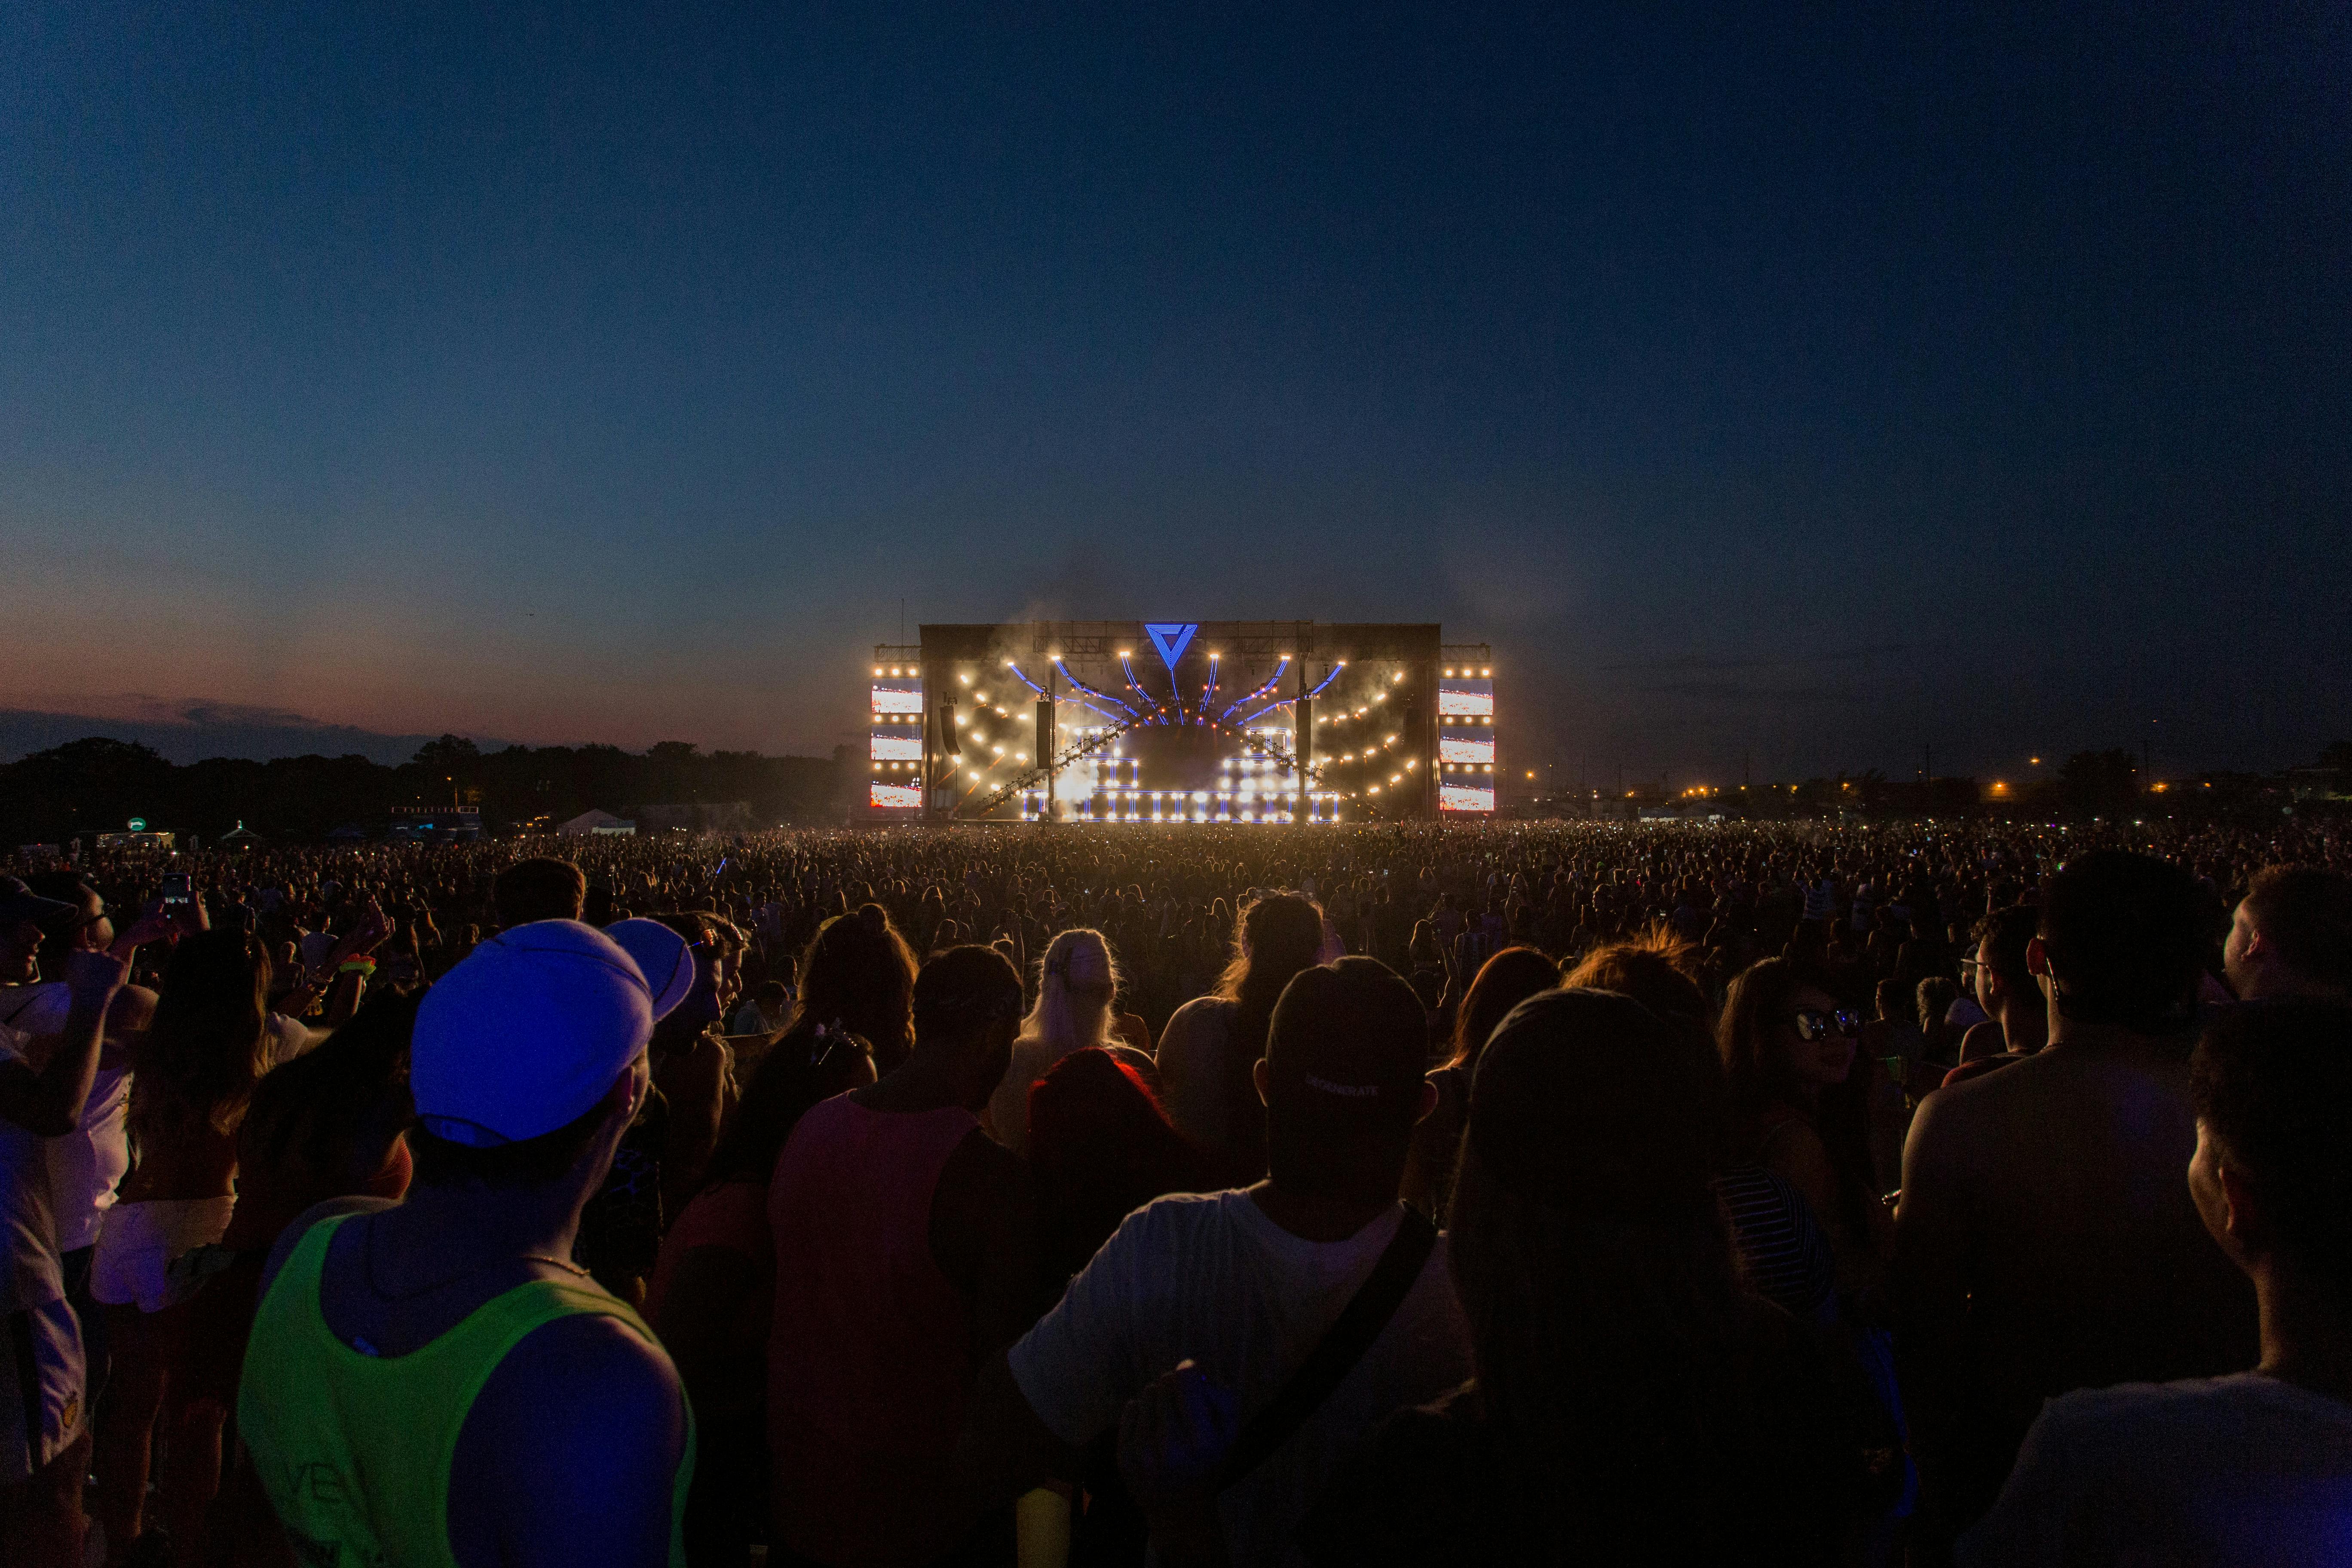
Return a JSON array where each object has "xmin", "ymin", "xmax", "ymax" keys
[
  {"xmin": 1468, "ymin": 988, "xmax": 1725, "ymax": 1222},
  {"xmin": 1266, "ymin": 957, "xmax": 1429, "ymax": 1118},
  {"xmin": 0, "ymin": 877, "xmax": 76, "ymax": 929}
]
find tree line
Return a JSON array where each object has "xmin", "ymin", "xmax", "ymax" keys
[{"xmin": 0, "ymin": 735, "xmax": 858, "ymax": 845}]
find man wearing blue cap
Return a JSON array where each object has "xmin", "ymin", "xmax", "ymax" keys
[{"xmin": 238, "ymin": 920, "xmax": 694, "ymax": 1568}]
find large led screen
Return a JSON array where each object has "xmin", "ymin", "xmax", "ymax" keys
[
  {"xmin": 1438, "ymin": 735, "xmax": 1495, "ymax": 765},
  {"xmin": 868, "ymin": 781, "xmax": 923, "ymax": 810},
  {"xmin": 869, "ymin": 727, "xmax": 923, "ymax": 761},
  {"xmin": 1439, "ymin": 783, "xmax": 1496, "ymax": 814},
  {"xmin": 1436, "ymin": 679, "xmax": 1494, "ymax": 718},
  {"xmin": 870, "ymin": 680, "xmax": 925, "ymax": 717}
]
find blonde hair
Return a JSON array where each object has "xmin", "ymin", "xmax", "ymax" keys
[{"xmin": 1023, "ymin": 928, "xmax": 1120, "ymax": 1059}]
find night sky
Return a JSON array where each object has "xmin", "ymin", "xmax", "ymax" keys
[{"xmin": 4, "ymin": 4, "xmax": 2346, "ymax": 783}]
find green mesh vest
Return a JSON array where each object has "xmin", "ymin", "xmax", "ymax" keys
[{"xmin": 237, "ymin": 1213, "xmax": 694, "ymax": 1568}]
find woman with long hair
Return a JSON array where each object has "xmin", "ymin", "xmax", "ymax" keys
[
  {"xmin": 1565, "ymin": 935, "xmax": 1837, "ymax": 1324},
  {"xmin": 782, "ymin": 903, "xmax": 919, "ymax": 1072},
  {"xmin": 93, "ymin": 925, "xmax": 324, "ymax": 1566},
  {"xmin": 1301, "ymin": 989, "xmax": 1854, "ymax": 1564},
  {"xmin": 1401, "ymin": 945, "xmax": 1561, "ymax": 1218},
  {"xmin": 983, "ymin": 928, "xmax": 1126, "ymax": 1158},
  {"xmin": 1719, "ymin": 957, "xmax": 1893, "ymax": 1294},
  {"xmin": 1156, "ymin": 891, "xmax": 1326, "ymax": 1186}
]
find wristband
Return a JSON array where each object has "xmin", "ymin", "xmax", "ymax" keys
[{"xmin": 337, "ymin": 957, "xmax": 378, "ymax": 976}]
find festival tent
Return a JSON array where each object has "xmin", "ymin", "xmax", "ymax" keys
[{"xmin": 556, "ymin": 809, "xmax": 637, "ymax": 836}]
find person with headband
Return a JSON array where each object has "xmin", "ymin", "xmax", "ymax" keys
[
  {"xmin": 236, "ymin": 920, "xmax": 694, "ymax": 1568},
  {"xmin": 767, "ymin": 944, "xmax": 1039, "ymax": 1568}
]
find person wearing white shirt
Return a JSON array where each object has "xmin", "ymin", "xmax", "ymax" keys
[{"xmin": 1962, "ymin": 999, "xmax": 2352, "ymax": 1567}]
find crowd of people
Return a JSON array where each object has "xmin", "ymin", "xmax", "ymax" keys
[{"xmin": 0, "ymin": 817, "xmax": 2347, "ymax": 1566}]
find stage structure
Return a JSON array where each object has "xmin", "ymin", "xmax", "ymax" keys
[{"xmin": 867, "ymin": 623, "xmax": 1496, "ymax": 822}]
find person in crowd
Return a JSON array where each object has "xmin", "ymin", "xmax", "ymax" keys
[
  {"xmin": 959, "ymin": 957, "xmax": 1473, "ymax": 1568},
  {"xmin": 985, "ymin": 927, "xmax": 1128, "ymax": 1158},
  {"xmin": 237, "ymin": 919, "xmax": 693, "ymax": 1567},
  {"xmin": 1896, "ymin": 850, "xmax": 2260, "ymax": 1556},
  {"xmin": 788, "ymin": 904, "xmax": 922, "ymax": 1074},
  {"xmin": 640, "ymin": 913, "xmax": 739, "ymax": 1219},
  {"xmin": 0, "ymin": 914, "xmax": 127, "ymax": 1567},
  {"xmin": 1864, "ymin": 977, "xmax": 1925, "ymax": 1094},
  {"xmin": 1158, "ymin": 892, "xmax": 1327, "ymax": 1187},
  {"xmin": 5, "ymin": 877, "xmax": 172, "ymax": 1429},
  {"xmin": 767, "ymin": 945, "xmax": 1037, "ymax": 1568},
  {"xmin": 1720, "ymin": 958, "xmax": 1893, "ymax": 1295},
  {"xmin": 1295, "ymin": 987, "xmax": 1857, "ymax": 1564},
  {"xmin": 492, "ymin": 855, "xmax": 587, "ymax": 929},
  {"xmin": 181, "ymin": 991, "xmax": 416, "ymax": 1563},
  {"xmin": 731, "ymin": 979, "xmax": 790, "ymax": 1037},
  {"xmin": 2222, "ymin": 864, "xmax": 2352, "ymax": 1001},
  {"xmin": 1960, "ymin": 998, "xmax": 2352, "ymax": 1566},
  {"xmin": 1565, "ymin": 938, "xmax": 1837, "ymax": 1324},
  {"xmin": 1914, "ymin": 977, "xmax": 1963, "ymax": 1070},
  {"xmin": 92, "ymin": 922, "xmax": 349, "ymax": 1566},
  {"xmin": 647, "ymin": 999, "xmax": 876, "ymax": 1568},
  {"xmin": 567, "ymin": 917, "xmax": 699, "ymax": 1306},
  {"xmin": 1023, "ymin": 1047, "xmax": 1213, "ymax": 1563},
  {"xmin": 1943, "ymin": 905, "xmax": 2047, "ymax": 1087},
  {"xmin": 1400, "ymin": 945, "xmax": 1560, "ymax": 1219},
  {"xmin": 1026, "ymin": 1046, "xmax": 1211, "ymax": 1292}
]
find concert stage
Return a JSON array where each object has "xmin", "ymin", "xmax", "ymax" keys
[{"xmin": 867, "ymin": 622, "xmax": 1496, "ymax": 822}]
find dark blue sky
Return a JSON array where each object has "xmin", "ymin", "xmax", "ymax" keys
[{"xmin": 4, "ymin": 3, "xmax": 2346, "ymax": 782}]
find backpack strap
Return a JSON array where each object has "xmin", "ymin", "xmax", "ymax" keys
[{"xmin": 1212, "ymin": 1206, "xmax": 1439, "ymax": 1491}]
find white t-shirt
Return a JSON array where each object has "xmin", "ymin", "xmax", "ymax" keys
[
  {"xmin": 0, "ymin": 1029, "xmax": 66, "ymax": 1314},
  {"xmin": 1959, "ymin": 1372, "xmax": 2352, "ymax": 1567},
  {"xmin": 0, "ymin": 984, "xmax": 132, "ymax": 1256},
  {"xmin": 1009, "ymin": 1190, "xmax": 1473, "ymax": 1568}
]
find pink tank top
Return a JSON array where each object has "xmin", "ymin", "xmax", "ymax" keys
[{"xmin": 768, "ymin": 1094, "xmax": 980, "ymax": 1567}]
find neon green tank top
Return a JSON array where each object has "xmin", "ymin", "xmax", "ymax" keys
[{"xmin": 237, "ymin": 1213, "xmax": 694, "ymax": 1568}]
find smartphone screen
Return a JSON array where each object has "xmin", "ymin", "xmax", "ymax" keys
[{"xmin": 159, "ymin": 873, "xmax": 192, "ymax": 909}]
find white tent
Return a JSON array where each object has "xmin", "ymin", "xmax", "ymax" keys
[{"xmin": 556, "ymin": 808, "xmax": 636, "ymax": 837}]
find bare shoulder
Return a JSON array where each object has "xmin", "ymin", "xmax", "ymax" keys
[
  {"xmin": 107, "ymin": 984, "xmax": 157, "ymax": 1032},
  {"xmin": 260, "ymin": 1196, "xmax": 398, "ymax": 1294},
  {"xmin": 1156, "ymin": 997, "xmax": 1233, "ymax": 1060},
  {"xmin": 477, "ymin": 1310, "xmax": 683, "ymax": 1431}
]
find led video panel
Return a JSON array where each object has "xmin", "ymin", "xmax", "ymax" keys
[
  {"xmin": 870, "ymin": 680, "xmax": 925, "ymax": 717},
  {"xmin": 868, "ymin": 781, "xmax": 923, "ymax": 810},
  {"xmin": 1436, "ymin": 678, "xmax": 1494, "ymax": 718},
  {"xmin": 869, "ymin": 726, "xmax": 922, "ymax": 761},
  {"xmin": 1438, "ymin": 734, "xmax": 1495, "ymax": 764},
  {"xmin": 1439, "ymin": 783, "xmax": 1496, "ymax": 814}
]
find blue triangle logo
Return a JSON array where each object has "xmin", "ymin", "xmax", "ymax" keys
[{"xmin": 1144, "ymin": 622, "xmax": 1197, "ymax": 671}]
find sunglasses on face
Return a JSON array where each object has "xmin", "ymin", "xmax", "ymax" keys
[{"xmin": 1791, "ymin": 1007, "xmax": 1862, "ymax": 1042}]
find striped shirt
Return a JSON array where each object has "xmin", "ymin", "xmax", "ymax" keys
[{"xmin": 1715, "ymin": 1166, "xmax": 1835, "ymax": 1319}]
